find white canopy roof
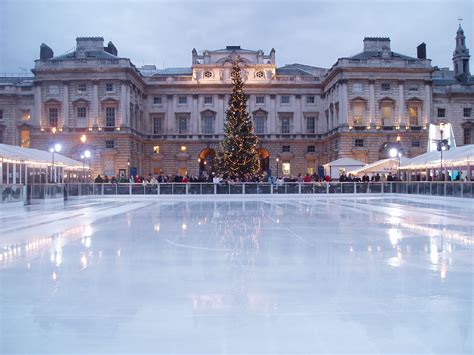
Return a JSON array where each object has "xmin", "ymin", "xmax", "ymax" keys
[
  {"xmin": 400, "ymin": 144, "xmax": 474, "ymax": 170},
  {"xmin": 323, "ymin": 157, "xmax": 366, "ymax": 167},
  {"xmin": 0, "ymin": 144, "xmax": 85, "ymax": 169},
  {"xmin": 348, "ymin": 157, "xmax": 410, "ymax": 175}
]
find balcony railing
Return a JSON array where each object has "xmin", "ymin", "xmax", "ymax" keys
[{"xmin": 1, "ymin": 182, "xmax": 473, "ymax": 205}]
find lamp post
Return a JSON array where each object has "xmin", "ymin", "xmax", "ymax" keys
[
  {"xmin": 81, "ymin": 150, "xmax": 91, "ymax": 182},
  {"xmin": 276, "ymin": 156, "xmax": 280, "ymax": 178},
  {"xmin": 127, "ymin": 159, "xmax": 130, "ymax": 181},
  {"xmin": 49, "ymin": 143, "xmax": 62, "ymax": 183},
  {"xmin": 435, "ymin": 122, "xmax": 450, "ymax": 181},
  {"xmin": 389, "ymin": 147, "xmax": 403, "ymax": 180}
]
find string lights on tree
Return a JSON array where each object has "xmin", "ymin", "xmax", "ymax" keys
[{"xmin": 217, "ymin": 58, "xmax": 260, "ymax": 179}]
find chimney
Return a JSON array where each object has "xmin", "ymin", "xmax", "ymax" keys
[
  {"xmin": 417, "ymin": 43, "xmax": 426, "ymax": 59},
  {"xmin": 363, "ymin": 37, "xmax": 391, "ymax": 52},
  {"xmin": 40, "ymin": 43, "xmax": 54, "ymax": 60},
  {"xmin": 104, "ymin": 41, "xmax": 118, "ymax": 56}
]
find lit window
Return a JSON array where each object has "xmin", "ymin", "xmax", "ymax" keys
[
  {"xmin": 106, "ymin": 83, "xmax": 114, "ymax": 92},
  {"xmin": 306, "ymin": 116, "xmax": 315, "ymax": 133},
  {"xmin": 306, "ymin": 96, "xmax": 315, "ymax": 104},
  {"xmin": 20, "ymin": 129, "xmax": 30, "ymax": 148},
  {"xmin": 204, "ymin": 96, "xmax": 213, "ymax": 104},
  {"xmin": 281, "ymin": 116, "xmax": 291, "ymax": 133},
  {"xmin": 381, "ymin": 105, "xmax": 393, "ymax": 126},
  {"xmin": 21, "ymin": 110, "xmax": 31, "ymax": 121},
  {"xmin": 105, "ymin": 107, "xmax": 115, "ymax": 127},
  {"xmin": 409, "ymin": 106, "xmax": 419, "ymax": 125},
  {"xmin": 153, "ymin": 96, "xmax": 162, "ymax": 105},
  {"xmin": 153, "ymin": 146, "xmax": 160, "ymax": 154},
  {"xmin": 352, "ymin": 103, "xmax": 365, "ymax": 125},
  {"xmin": 180, "ymin": 145, "xmax": 187, "ymax": 152},
  {"xmin": 48, "ymin": 107, "xmax": 58, "ymax": 127},
  {"xmin": 437, "ymin": 108, "xmax": 446, "ymax": 118},
  {"xmin": 280, "ymin": 95, "xmax": 290, "ymax": 104},
  {"xmin": 178, "ymin": 96, "xmax": 187, "ymax": 105},
  {"xmin": 256, "ymin": 96, "xmax": 265, "ymax": 104},
  {"xmin": 282, "ymin": 162, "xmax": 291, "ymax": 176}
]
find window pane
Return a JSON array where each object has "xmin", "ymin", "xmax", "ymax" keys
[
  {"xmin": 409, "ymin": 107, "xmax": 418, "ymax": 125},
  {"xmin": 203, "ymin": 115, "xmax": 213, "ymax": 134},
  {"xmin": 49, "ymin": 108, "xmax": 58, "ymax": 127},
  {"xmin": 255, "ymin": 116, "xmax": 265, "ymax": 134},
  {"xmin": 306, "ymin": 117, "xmax": 315, "ymax": 133},
  {"xmin": 153, "ymin": 116, "xmax": 162, "ymax": 134},
  {"xmin": 281, "ymin": 117, "xmax": 290, "ymax": 133},
  {"xmin": 105, "ymin": 107, "xmax": 115, "ymax": 127}
]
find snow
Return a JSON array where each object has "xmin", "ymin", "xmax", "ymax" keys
[{"xmin": 1, "ymin": 195, "xmax": 473, "ymax": 354}]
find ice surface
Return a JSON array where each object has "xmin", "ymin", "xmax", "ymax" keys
[{"xmin": 1, "ymin": 196, "xmax": 473, "ymax": 354}]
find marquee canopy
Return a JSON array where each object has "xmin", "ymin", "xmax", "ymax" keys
[
  {"xmin": 400, "ymin": 144, "xmax": 474, "ymax": 170},
  {"xmin": 0, "ymin": 144, "xmax": 85, "ymax": 169},
  {"xmin": 348, "ymin": 157, "xmax": 410, "ymax": 176}
]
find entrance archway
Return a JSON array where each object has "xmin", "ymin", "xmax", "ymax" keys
[
  {"xmin": 258, "ymin": 148, "xmax": 270, "ymax": 174},
  {"xmin": 198, "ymin": 148, "xmax": 216, "ymax": 176}
]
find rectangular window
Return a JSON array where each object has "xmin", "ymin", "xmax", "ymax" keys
[
  {"xmin": 255, "ymin": 115, "xmax": 265, "ymax": 134},
  {"xmin": 203, "ymin": 115, "xmax": 214, "ymax": 134},
  {"xmin": 381, "ymin": 105, "xmax": 393, "ymax": 126},
  {"xmin": 153, "ymin": 96, "xmax": 162, "ymax": 105},
  {"xmin": 153, "ymin": 116, "xmax": 162, "ymax": 134},
  {"xmin": 48, "ymin": 107, "xmax": 58, "ymax": 127},
  {"xmin": 78, "ymin": 83, "xmax": 87, "ymax": 93},
  {"xmin": 352, "ymin": 83, "xmax": 363, "ymax": 92},
  {"xmin": 355, "ymin": 139, "xmax": 364, "ymax": 147},
  {"xmin": 282, "ymin": 162, "xmax": 291, "ymax": 176},
  {"xmin": 464, "ymin": 108, "xmax": 472, "ymax": 117},
  {"xmin": 105, "ymin": 107, "xmax": 115, "ymax": 127},
  {"xmin": 153, "ymin": 145, "xmax": 160, "ymax": 154},
  {"xmin": 77, "ymin": 107, "xmax": 87, "ymax": 118},
  {"xmin": 106, "ymin": 83, "xmax": 114, "ymax": 92},
  {"xmin": 437, "ymin": 108, "xmax": 446, "ymax": 118},
  {"xmin": 411, "ymin": 140, "xmax": 421, "ymax": 147},
  {"xmin": 281, "ymin": 116, "xmax": 290, "ymax": 133},
  {"xmin": 381, "ymin": 83, "xmax": 390, "ymax": 91},
  {"xmin": 178, "ymin": 96, "xmax": 187, "ymax": 105},
  {"xmin": 48, "ymin": 85, "xmax": 59, "ymax": 94},
  {"xmin": 21, "ymin": 110, "xmax": 31, "ymax": 121},
  {"xmin": 105, "ymin": 140, "xmax": 114, "ymax": 148},
  {"xmin": 20, "ymin": 129, "xmax": 30, "ymax": 148},
  {"xmin": 204, "ymin": 96, "xmax": 213, "ymax": 104},
  {"xmin": 178, "ymin": 115, "xmax": 187, "ymax": 134},
  {"xmin": 256, "ymin": 96, "xmax": 265, "ymax": 104},
  {"xmin": 306, "ymin": 96, "xmax": 315, "ymax": 104},
  {"xmin": 307, "ymin": 145, "xmax": 315, "ymax": 153},
  {"xmin": 408, "ymin": 86, "xmax": 418, "ymax": 92},
  {"xmin": 0, "ymin": 110, "xmax": 2, "ymax": 120},
  {"xmin": 409, "ymin": 106, "xmax": 419, "ymax": 125},
  {"xmin": 280, "ymin": 95, "xmax": 290, "ymax": 104},
  {"xmin": 306, "ymin": 116, "xmax": 315, "ymax": 133},
  {"xmin": 352, "ymin": 104, "xmax": 365, "ymax": 125},
  {"xmin": 282, "ymin": 145, "xmax": 290, "ymax": 152},
  {"xmin": 464, "ymin": 128, "xmax": 473, "ymax": 145}
]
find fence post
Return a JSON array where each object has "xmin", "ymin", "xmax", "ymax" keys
[
  {"xmin": 354, "ymin": 182, "xmax": 357, "ymax": 194},
  {"xmin": 326, "ymin": 182, "xmax": 329, "ymax": 194},
  {"xmin": 129, "ymin": 183, "xmax": 132, "ymax": 196},
  {"xmin": 158, "ymin": 183, "xmax": 160, "ymax": 195},
  {"xmin": 214, "ymin": 183, "xmax": 216, "ymax": 195},
  {"xmin": 461, "ymin": 182, "xmax": 463, "ymax": 198},
  {"xmin": 271, "ymin": 183, "xmax": 273, "ymax": 195},
  {"xmin": 444, "ymin": 182, "xmax": 447, "ymax": 197},
  {"xmin": 298, "ymin": 183, "xmax": 301, "ymax": 194},
  {"xmin": 243, "ymin": 183, "xmax": 246, "ymax": 195},
  {"xmin": 186, "ymin": 184, "xmax": 189, "ymax": 195},
  {"xmin": 381, "ymin": 183, "xmax": 384, "ymax": 194}
]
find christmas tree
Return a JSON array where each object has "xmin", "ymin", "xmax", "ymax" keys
[{"xmin": 217, "ymin": 59, "xmax": 260, "ymax": 179}]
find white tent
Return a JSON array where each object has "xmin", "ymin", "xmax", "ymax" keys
[
  {"xmin": 323, "ymin": 157, "xmax": 365, "ymax": 179},
  {"xmin": 400, "ymin": 145, "xmax": 474, "ymax": 170},
  {"xmin": 348, "ymin": 157, "xmax": 410, "ymax": 176}
]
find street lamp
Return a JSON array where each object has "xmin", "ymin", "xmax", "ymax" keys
[
  {"xmin": 276, "ymin": 156, "xmax": 280, "ymax": 178},
  {"xmin": 127, "ymin": 159, "xmax": 131, "ymax": 180},
  {"xmin": 434, "ymin": 122, "xmax": 450, "ymax": 181},
  {"xmin": 49, "ymin": 143, "xmax": 62, "ymax": 183},
  {"xmin": 389, "ymin": 147, "xmax": 403, "ymax": 180},
  {"xmin": 80, "ymin": 134, "xmax": 87, "ymax": 144},
  {"xmin": 81, "ymin": 150, "xmax": 91, "ymax": 182}
]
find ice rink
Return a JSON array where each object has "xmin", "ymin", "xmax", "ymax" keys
[{"xmin": 1, "ymin": 196, "xmax": 473, "ymax": 354}]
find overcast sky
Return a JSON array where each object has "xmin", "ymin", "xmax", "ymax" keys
[{"xmin": 0, "ymin": 0, "xmax": 472, "ymax": 74}]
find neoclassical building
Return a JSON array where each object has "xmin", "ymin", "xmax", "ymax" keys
[{"xmin": 0, "ymin": 26, "xmax": 473, "ymax": 178}]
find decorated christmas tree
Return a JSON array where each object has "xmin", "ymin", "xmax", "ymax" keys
[{"xmin": 217, "ymin": 59, "xmax": 260, "ymax": 179}]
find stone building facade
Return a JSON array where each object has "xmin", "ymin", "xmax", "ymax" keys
[{"xmin": 0, "ymin": 27, "xmax": 473, "ymax": 178}]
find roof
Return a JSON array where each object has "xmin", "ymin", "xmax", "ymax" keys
[
  {"xmin": 324, "ymin": 157, "xmax": 366, "ymax": 167},
  {"xmin": 139, "ymin": 67, "xmax": 192, "ymax": 76},
  {"xmin": 0, "ymin": 144, "xmax": 85, "ymax": 169},
  {"xmin": 52, "ymin": 50, "xmax": 119, "ymax": 61},
  {"xmin": 348, "ymin": 157, "xmax": 410, "ymax": 175},
  {"xmin": 276, "ymin": 63, "xmax": 325, "ymax": 77},
  {"xmin": 0, "ymin": 77, "xmax": 34, "ymax": 84},
  {"xmin": 400, "ymin": 144, "xmax": 474, "ymax": 169},
  {"xmin": 210, "ymin": 47, "xmax": 259, "ymax": 53},
  {"xmin": 347, "ymin": 51, "xmax": 419, "ymax": 61}
]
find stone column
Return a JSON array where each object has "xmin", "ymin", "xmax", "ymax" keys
[
  {"xmin": 92, "ymin": 80, "xmax": 99, "ymax": 127},
  {"xmin": 33, "ymin": 82, "xmax": 42, "ymax": 128},
  {"xmin": 217, "ymin": 94, "xmax": 225, "ymax": 134},
  {"xmin": 192, "ymin": 94, "xmax": 199, "ymax": 134},
  {"xmin": 398, "ymin": 81, "xmax": 405, "ymax": 127},
  {"xmin": 424, "ymin": 81, "xmax": 432, "ymax": 126},
  {"xmin": 120, "ymin": 82, "xmax": 128, "ymax": 128},
  {"xmin": 369, "ymin": 80, "xmax": 375, "ymax": 126},
  {"xmin": 166, "ymin": 95, "xmax": 174, "ymax": 133},
  {"xmin": 295, "ymin": 94, "xmax": 302, "ymax": 133},
  {"xmin": 340, "ymin": 81, "xmax": 348, "ymax": 125},
  {"xmin": 62, "ymin": 81, "xmax": 69, "ymax": 128},
  {"xmin": 269, "ymin": 94, "xmax": 277, "ymax": 133}
]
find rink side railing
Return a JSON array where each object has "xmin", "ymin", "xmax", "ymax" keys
[{"xmin": 1, "ymin": 181, "xmax": 474, "ymax": 204}]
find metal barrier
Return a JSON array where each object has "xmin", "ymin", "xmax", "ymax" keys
[{"xmin": 1, "ymin": 182, "xmax": 473, "ymax": 204}]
